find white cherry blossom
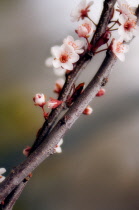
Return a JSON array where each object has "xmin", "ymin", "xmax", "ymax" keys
[
  {"xmin": 63, "ymin": 36, "xmax": 85, "ymax": 54},
  {"xmin": 118, "ymin": 15, "xmax": 138, "ymax": 42},
  {"xmin": 33, "ymin": 93, "xmax": 46, "ymax": 107},
  {"xmin": 54, "ymin": 139, "xmax": 63, "ymax": 153},
  {"xmin": 76, "ymin": 19, "xmax": 94, "ymax": 38},
  {"xmin": 112, "ymin": 39, "xmax": 129, "ymax": 62},
  {"xmin": 71, "ymin": 0, "xmax": 94, "ymax": 22},
  {"xmin": 0, "ymin": 168, "xmax": 6, "ymax": 183},
  {"xmin": 45, "ymin": 57, "xmax": 66, "ymax": 76},
  {"xmin": 117, "ymin": 0, "xmax": 137, "ymax": 20},
  {"xmin": 52, "ymin": 44, "xmax": 79, "ymax": 71}
]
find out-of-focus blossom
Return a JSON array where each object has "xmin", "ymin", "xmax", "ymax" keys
[
  {"xmin": 54, "ymin": 139, "xmax": 63, "ymax": 153},
  {"xmin": 45, "ymin": 57, "xmax": 53, "ymax": 67},
  {"xmin": 71, "ymin": 0, "xmax": 93, "ymax": 22},
  {"xmin": 76, "ymin": 19, "xmax": 94, "ymax": 38},
  {"xmin": 83, "ymin": 105, "xmax": 93, "ymax": 115},
  {"xmin": 96, "ymin": 88, "xmax": 106, "ymax": 97},
  {"xmin": 47, "ymin": 98, "xmax": 63, "ymax": 109},
  {"xmin": 117, "ymin": 0, "xmax": 137, "ymax": 20},
  {"xmin": 0, "ymin": 168, "xmax": 6, "ymax": 183},
  {"xmin": 112, "ymin": 39, "xmax": 129, "ymax": 62},
  {"xmin": 63, "ymin": 36, "xmax": 85, "ymax": 54},
  {"xmin": 118, "ymin": 15, "xmax": 138, "ymax": 42},
  {"xmin": 33, "ymin": 94, "xmax": 46, "ymax": 107},
  {"xmin": 52, "ymin": 44, "xmax": 79, "ymax": 70},
  {"xmin": 23, "ymin": 146, "xmax": 31, "ymax": 157},
  {"xmin": 54, "ymin": 78, "xmax": 65, "ymax": 94}
]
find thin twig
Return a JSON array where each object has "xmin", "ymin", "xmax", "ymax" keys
[{"xmin": 0, "ymin": 181, "xmax": 28, "ymax": 210}]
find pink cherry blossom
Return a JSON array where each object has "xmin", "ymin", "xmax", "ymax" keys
[
  {"xmin": 52, "ymin": 44, "xmax": 79, "ymax": 71},
  {"xmin": 112, "ymin": 39, "xmax": 129, "ymax": 62},
  {"xmin": 83, "ymin": 105, "xmax": 93, "ymax": 115},
  {"xmin": 63, "ymin": 36, "xmax": 85, "ymax": 54},
  {"xmin": 76, "ymin": 19, "xmax": 94, "ymax": 38},
  {"xmin": 71, "ymin": 0, "xmax": 94, "ymax": 22},
  {"xmin": 47, "ymin": 98, "xmax": 63, "ymax": 109},
  {"xmin": 0, "ymin": 168, "xmax": 6, "ymax": 183},
  {"xmin": 54, "ymin": 78, "xmax": 65, "ymax": 94},
  {"xmin": 33, "ymin": 93, "xmax": 46, "ymax": 107},
  {"xmin": 54, "ymin": 139, "xmax": 63, "ymax": 153},
  {"xmin": 117, "ymin": 0, "xmax": 137, "ymax": 20},
  {"xmin": 118, "ymin": 15, "xmax": 138, "ymax": 42}
]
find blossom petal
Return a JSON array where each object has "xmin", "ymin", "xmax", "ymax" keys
[
  {"xmin": 53, "ymin": 59, "xmax": 61, "ymax": 68},
  {"xmin": 51, "ymin": 46, "xmax": 61, "ymax": 57},
  {"xmin": 61, "ymin": 62, "xmax": 73, "ymax": 70},
  {"xmin": 45, "ymin": 57, "xmax": 53, "ymax": 67},
  {"xmin": 55, "ymin": 147, "xmax": 62, "ymax": 153},
  {"xmin": 53, "ymin": 68, "xmax": 66, "ymax": 76},
  {"xmin": 0, "ymin": 168, "xmax": 6, "ymax": 175}
]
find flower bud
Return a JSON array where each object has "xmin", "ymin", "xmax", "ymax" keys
[
  {"xmin": 23, "ymin": 146, "xmax": 31, "ymax": 157},
  {"xmin": 33, "ymin": 93, "xmax": 46, "ymax": 107},
  {"xmin": 83, "ymin": 105, "xmax": 93, "ymax": 115},
  {"xmin": 96, "ymin": 88, "xmax": 106, "ymax": 97},
  {"xmin": 54, "ymin": 139, "xmax": 63, "ymax": 153}
]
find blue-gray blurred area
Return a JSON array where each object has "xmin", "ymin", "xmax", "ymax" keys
[{"xmin": 0, "ymin": 0, "xmax": 139, "ymax": 209}]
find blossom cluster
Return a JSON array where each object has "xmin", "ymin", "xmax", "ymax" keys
[
  {"xmin": 45, "ymin": 1, "xmax": 96, "ymax": 74},
  {"xmin": 45, "ymin": 0, "xmax": 138, "ymax": 70},
  {"xmin": 32, "ymin": 0, "xmax": 138, "ymax": 155},
  {"xmin": 112, "ymin": 0, "xmax": 138, "ymax": 61}
]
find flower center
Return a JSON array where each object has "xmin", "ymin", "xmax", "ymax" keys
[
  {"xmin": 60, "ymin": 54, "xmax": 69, "ymax": 63},
  {"xmin": 116, "ymin": 42, "xmax": 124, "ymax": 53},
  {"xmin": 0, "ymin": 176, "xmax": 2, "ymax": 178},
  {"xmin": 124, "ymin": 20, "xmax": 136, "ymax": 31},
  {"xmin": 80, "ymin": 9, "xmax": 88, "ymax": 19}
]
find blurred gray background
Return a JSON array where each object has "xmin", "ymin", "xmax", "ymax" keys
[{"xmin": 0, "ymin": 0, "xmax": 139, "ymax": 209}]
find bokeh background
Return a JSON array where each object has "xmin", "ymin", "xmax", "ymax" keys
[{"xmin": 0, "ymin": 0, "xmax": 139, "ymax": 209}]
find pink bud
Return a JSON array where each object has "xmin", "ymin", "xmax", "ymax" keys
[
  {"xmin": 33, "ymin": 93, "xmax": 46, "ymax": 107},
  {"xmin": 96, "ymin": 88, "xmax": 106, "ymax": 97},
  {"xmin": 83, "ymin": 105, "xmax": 93, "ymax": 115},
  {"xmin": 47, "ymin": 98, "xmax": 63, "ymax": 109},
  {"xmin": 23, "ymin": 146, "xmax": 31, "ymax": 157}
]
